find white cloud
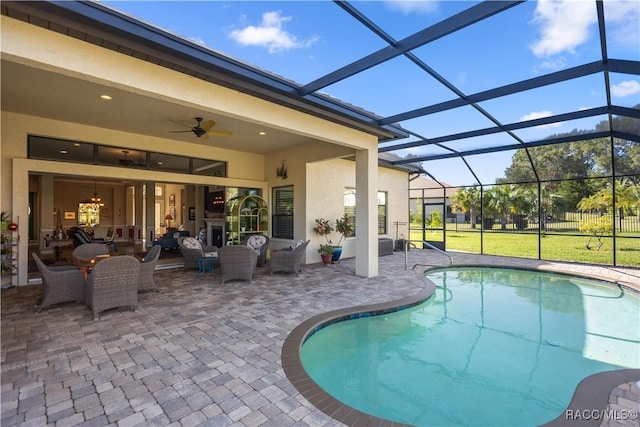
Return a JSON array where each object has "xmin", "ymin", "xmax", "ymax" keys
[
  {"xmin": 611, "ymin": 80, "xmax": 640, "ymax": 98},
  {"xmin": 228, "ymin": 11, "xmax": 318, "ymax": 53},
  {"xmin": 519, "ymin": 110, "xmax": 561, "ymax": 129},
  {"xmin": 384, "ymin": 1, "xmax": 439, "ymax": 15},
  {"xmin": 603, "ymin": 1, "xmax": 640, "ymax": 48},
  {"xmin": 530, "ymin": 0, "xmax": 596, "ymax": 57}
]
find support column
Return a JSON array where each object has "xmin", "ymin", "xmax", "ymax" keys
[
  {"xmin": 133, "ymin": 183, "xmax": 144, "ymax": 244},
  {"xmin": 144, "ymin": 181, "xmax": 155, "ymax": 247},
  {"xmin": 39, "ymin": 175, "xmax": 55, "ymax": 254},
  {"xmin": 355, "ymin": 147, "xmax": 378, "ymax": 278}
]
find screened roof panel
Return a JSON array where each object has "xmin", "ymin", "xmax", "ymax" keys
[
  {"xmin": 476, "ymin": 74, "xmax": 609, "ymax": 128},
  {"xmin": 609, "ymin": 73, "xmax": 640, "ymax": 109},
  {"xmin": 393, "ymin": 104, "xmax": 500, "ymax": 140},
  {"xmin": 321, "ymin": 55, "xmax": 459, "ymax": 118},
  {"xmin": 410, "ymin": 1, "xmax": 601, "ymax": 95},
  {"xmin": 438, "ymin": 132, "xmax": 520, "ymax": 153},
  {"xmin": 466, "ymin": 149, "xmax": 537, "ymax": 184},
  {"xmin": 392, "ymin": 144, "xmax": 458, "ymax": 160},
  {"xmin": 348, "ymin": 1, "xmax": 479, "ymax": 41},
  {"xmin": 512, "ymin": 114, "xmax": 611, "ymax": 143},
  {"xmin": 420, "ymin": 157, "xmax": 478, "ymax": 186},
  {"xmin": 603, "ymin": 1, "xmax": 640, "ymax": 61}
]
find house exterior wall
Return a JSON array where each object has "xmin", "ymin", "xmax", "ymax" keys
[{"xmin": 1, "ymin": 14, "xmax": 392, "ymax": 283}]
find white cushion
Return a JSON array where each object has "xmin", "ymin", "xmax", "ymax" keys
[
  {"xmin": 204, "ymin": 252, "xmax": 218, "ymax": 258},
  {"xmin": 293, "ymin": 240, "xmax": 305, "ymax": 249},
  {"xmin": 182, "ymin": 237, "xmax": 202, "ymax": 250},
  {"xmin": 246, "ymin": 235, "xmax": 267, "ymax": 255}
]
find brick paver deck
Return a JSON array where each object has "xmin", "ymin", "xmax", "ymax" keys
[{"xmin": 1, "ymin": 250, "xmax": 638, "ymax": 426}]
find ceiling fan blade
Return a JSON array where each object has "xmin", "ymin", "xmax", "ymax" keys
[
  {"xmin": 168, "ymin": 118, "xmax": 192, "ymax": 128},
  {"xmin": 206, "ymin": 130, "xmax": 233, "ymax": 136},
  {"xmin": 200, "ymin": 120, "xmax": 215, "ymax": 132},
  {"xmin": 168, "ymin": 130, "xmax": 193, "ymax": 133}
]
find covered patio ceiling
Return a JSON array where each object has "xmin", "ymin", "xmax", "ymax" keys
[{"xmin": 2, "ymin": 1, "xmax": 639, "ymax": 186}]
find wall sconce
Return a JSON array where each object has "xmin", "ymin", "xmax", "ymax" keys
[{"xmin": 276, "ymin": 160, "xmax": 287, "ymax": 179}]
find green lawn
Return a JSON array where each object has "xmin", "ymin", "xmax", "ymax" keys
[{"xmin": 410, "ymin": 228, "xmax": 640, "ymax": 267}]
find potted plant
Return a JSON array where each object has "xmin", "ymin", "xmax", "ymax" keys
[
  {"xmin": 313, "ymin": 218, "xmax": 334, "ymax": 264},
  {"xmin": 332, "ymin": 214, "xmax": 353, "ymax": 262},
  {"xmin": 0, "ymin": 211, "xmax": 9, "ymax": 231},
  {"xmin": 0, "ymin": 246, "xmax": 11, "ymax": 262}
]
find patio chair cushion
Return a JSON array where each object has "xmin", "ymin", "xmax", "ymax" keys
[
  {"xmin": 182, "ymin": 237, "xmax": 201, "ymax": 250},
  {"xmin": 246, "ymin": 235, "xmax": 267, "ymax": 255}
]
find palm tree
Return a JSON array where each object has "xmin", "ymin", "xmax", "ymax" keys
[
  {"xmin": 450, "ymin": 186, "xmax": 481, "ymax": 228},
  {"xmin": 485, "ymin": 185, "xmax": 513, "ymax": 230}
]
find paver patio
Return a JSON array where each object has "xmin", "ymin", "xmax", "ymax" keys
[{"xmin": 1, "ymin": 250, "xmax": 638, "ymax": 426}]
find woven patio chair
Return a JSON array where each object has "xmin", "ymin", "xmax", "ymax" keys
[
  {"xmin": 85, "ymin": 255, "xmax": 140, "ymax": 320},
  {"xmin": 69, "ymin": 226, "xmax": 116, "ymax": 253},
  {"xmin": 270, "ymin": 240, "xmax": 309, "ymax": 276},
  {"xmin": 71, "ymin": 242, "xmax": 110, "ymax": 265},
  {"xmin": 32, "ymin": 253, "xmax": 86, "ymax": 312},
  {"xmin": 138, "ymin": 244, "xmax": 161, "ymax": 293},
  {"xmin": 217, "ymin": 245, "xmax": 258, "ymax": 284},
  {"xmin": 242, "ymin": 234, "xmax": 270, "ymax": 267},
  {"xmin": 177, "ymin": 236, "xmax": 218, "ymax": 271}
]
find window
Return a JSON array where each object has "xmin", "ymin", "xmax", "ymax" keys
[
  {"xmin": 343, "ymin": 189, "xmax": 387, "ymax": 235},
  {"xmin": 272, "ymin": 186, "xmax": 293, "ymax": 239},
  {"xmin": 378, "ymin": 191, "xmax": 387, "ymax": 235}
]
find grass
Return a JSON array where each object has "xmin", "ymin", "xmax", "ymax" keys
[{"xmin": 410, "ymin": 227, "xmax": 640, "ymax": 268}]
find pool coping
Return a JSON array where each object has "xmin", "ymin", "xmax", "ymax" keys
[{"xmin": 281, "ymin": 264, "xmax": 640, "ymax": 426}]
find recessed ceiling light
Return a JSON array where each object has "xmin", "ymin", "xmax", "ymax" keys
[
  {"xmin": 60, "ymin": 150, "xmax": 68, "ymax": 154},
  {"xmin": 74, "ymin": 143, "xmax": 81, "ymax": 147},
  {"xmin": 100, "ymin": 95, "xmax": 112, "ymax": 100},
  {"xmin": 157, "ymin": 161, "xmax": 164, "ymax": 165},
  {"xmin": 258, "ymin": 131, "xmax": 267, "ymax": 136}
]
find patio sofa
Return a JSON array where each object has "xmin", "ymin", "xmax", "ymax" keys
[{"xmin": 153, "ymin": 230, "xmax": 189, "ymax": 251}]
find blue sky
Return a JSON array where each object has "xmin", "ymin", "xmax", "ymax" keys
[{"xmin": 102, "ymin": 1, "xmax": 640, "ymax": 186}]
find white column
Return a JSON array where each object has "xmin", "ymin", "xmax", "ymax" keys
[
  {"xmin": 40, "ymin": 175, "xmax": 55, "ymax": 254},
  {"xmin": 355, "ymin": 147, "xmax": 378, "ymax": 278},
  {"xmin": 144, "ymin": 181, "xmax": 155, "ymax": 247}
]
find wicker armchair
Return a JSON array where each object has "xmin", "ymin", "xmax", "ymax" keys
[
  {"xmin": 72, "ymin": 243, "xmax": 110, "ymax": 265},
  {"xmin": 270, "ymin": 240, "xmax": 310, "ymax": 276},
  {"xmin": 177, "ymin": 236, "xmax": 218, "ymax": 271},
  {"xmin": 69, "ymin": 226, "xmax": 116, "ymax": 253},
  {"xmin": 32, "ymin": 253, "xmax": 86, "ymax": 312},
  {"xmin": 85, "ymin": 255, "xmax": 140, "ymax": 320},
  {"xmin": 138, "ymin": 244, "xmax": 161, "ymax": 293},
  {"xmin": 242, "ymin": 234, "xmax": 270, "ymax": 267},
  {"xmin": 217, "ymin": 245, "xmax": 258, "ymax": 284}
]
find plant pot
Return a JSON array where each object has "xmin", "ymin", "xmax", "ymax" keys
[
  {"xmin": 321, "ymin": 254, "xmax": 333, "ymax": 265},
  {"xmin": 331, "ymin": 246, "xmax": 342, "ymax": 263}
]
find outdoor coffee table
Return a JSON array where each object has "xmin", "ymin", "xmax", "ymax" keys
[{"xmin": 196, "ymin": 256, "xmax": 218, "ymax": 277}]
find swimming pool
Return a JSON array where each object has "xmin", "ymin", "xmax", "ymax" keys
[{"xmin": 299, "ymin": 267, "xmax": 640, "ymax": 426}]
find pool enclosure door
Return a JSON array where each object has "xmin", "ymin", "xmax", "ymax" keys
[{"xmin": 420, "ymin": 202, "xmax": 445, "ymax": 251}]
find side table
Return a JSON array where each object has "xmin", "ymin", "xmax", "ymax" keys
[{"xmin": 196, "ymin": 257, "xmax": 218, "ymax": 277}]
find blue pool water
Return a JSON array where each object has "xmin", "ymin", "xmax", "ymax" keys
[{"xmin": 301, "ymin": 267, "xmax": 640, "ymax": 426}]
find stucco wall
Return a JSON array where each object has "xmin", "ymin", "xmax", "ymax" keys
[{"xmin": 306, "ymin": 158, "xmax": 408, "ymax": 263}]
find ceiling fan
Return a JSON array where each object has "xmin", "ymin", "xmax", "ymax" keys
[
  {"xmin": 169, "ymin": 117, "xmax": 233, "ymax": 138},
  {"xmin": 118, "ymin": 150, "xmax": 145, "ymax": 167}
]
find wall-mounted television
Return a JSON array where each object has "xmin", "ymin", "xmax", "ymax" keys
[{"xmin": 205, "ymin": 188, "xmax": 225, "ymax": 213}]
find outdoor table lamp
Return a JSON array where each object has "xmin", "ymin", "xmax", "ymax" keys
[{"xmin": 165, "ymin": 214, "xmax": 173, "ymax": 229}]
